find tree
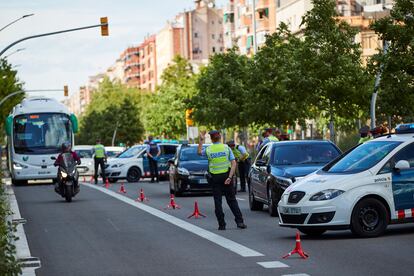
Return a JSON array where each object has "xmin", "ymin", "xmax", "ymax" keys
[
  {"xmin": 248, "ymin": 24, "xmax": 311, "ymax": 127},
  {"xmin": 77, "ymin": 79, "xmax": 144, "ymax": 145},
  {"xmin": 370, "ymin": 0, "xmax": 414, "ymax": 124},
  {"xmin": 0, "ymin": 59, "xmax": 23, "ymax": 140},
  {"xmin": 191, "ymin": 49, "xmax": 251, "ymax": 129},
  {"xmin": 145, "ymin": 56, "xmax": 197, "ymax": 138},
  {"xmin": 300, "ymin": 0, "xmax": 371, "ymax": 141}
]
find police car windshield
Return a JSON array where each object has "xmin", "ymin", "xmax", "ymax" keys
[
  {"xmin": 118, "ymin": 146, "xmax": 145, "ymax": 158},
  {"xmin": 180, "ymin": 146, "xmax": 207, "ymax": 161},
  {"xmin": 323, "ymin": 141, "xmax": 401, "ymax": 174}
]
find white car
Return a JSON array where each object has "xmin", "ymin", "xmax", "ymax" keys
[
  {"xmin": 278, "ymin": 123, "xmax": 414, "ymax": 237},
  {"xmin": 105, "ymin": 146, "xmax": 125, "ymax": 160},
  {"xmin": 73, "ymin": 145, "xmax": 94, "ymax": 176},
  {"xmin": 105, "ymin": 145, "xmax": 146, "ymax": 183}
]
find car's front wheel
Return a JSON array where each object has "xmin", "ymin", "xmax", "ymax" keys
[
  {"xmin": 351, "ymin": 198, "xmax": 388, "ymax": 237},
  {"xmin": 267, "ymin": 185, "xmax": 279, "ymax": 217},
  {"xmin": 126, "ymin": 167, "xmax": 141, "ymax": 183},
  {"xmin": 249, "ymin": 185, "xmax": 263, "ymax": 211}
]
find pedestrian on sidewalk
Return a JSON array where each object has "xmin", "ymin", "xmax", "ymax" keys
[
  {"xmin": 146, "ymin": 135, "xmax": 160, "ymax": 183},
  {"xmin": 227, "ymin": 140, "xmax": 250, "ymax": 193},
  {"xmin": 198, "ymin": 130, "xmax": 247, "ymax": 231},
  {"xmin": 93, "ymin": 139, "xmax": 107, "ymax": 184}
]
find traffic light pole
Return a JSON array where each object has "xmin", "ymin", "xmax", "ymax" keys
[
  {"xmin": 0, "ymin": 22, "xmax": 108, "ymax": 57},
  {"xmin": 0, "ymin": 89, "xmax": 63, "ymax": 108}
]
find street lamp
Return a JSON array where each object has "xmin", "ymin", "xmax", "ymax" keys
[
  {"xmin": 0, "ymin": 14, "xmax": 34, "ymax": 33},
  {"xmin": 3, "ymin": 48, "xmax": 25, "ymax": 59}
]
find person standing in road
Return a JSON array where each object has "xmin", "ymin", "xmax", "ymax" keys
[
  {"xmin": 198, "ymin": 130, "xmax": 247, "ymax": 230},
  {"xmin": 93, "ymin": 139, "xmax": 107, "ymax": 185},
  {"xmin": 146, "ymin": 136, "xmax": 161, "ymax": 183},
  {"xmin": 227, "ymin": 140, "xmax": 250, "ymax": 193}
]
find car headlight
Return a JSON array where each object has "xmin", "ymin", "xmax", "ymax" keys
[
  {"xmin": 13, "ymin": 162, "xmax": 28, "ymax": 170},
  {"xmin": 87, "ymin": 162, "xmax": 93, "ymax": 166},
  {"xmin": 60, "ymin": 171, "xmax": 68, "ymax": 178},
  {"xmin": 177, "ymin": 167, "xmax": 190, "ymax": 176},
  {"xmin": 309, "ymin": 189, "xmax": 344, "ymax": 201}
]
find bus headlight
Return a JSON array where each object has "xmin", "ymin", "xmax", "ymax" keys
[{"xmin": 13, "ymin": 162, "xmax": 28, "ymax": 170}]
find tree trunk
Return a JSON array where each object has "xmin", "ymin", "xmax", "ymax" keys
[{"xmin": 329, "ymin": 102, "xmax": 335, "ymax": 143}]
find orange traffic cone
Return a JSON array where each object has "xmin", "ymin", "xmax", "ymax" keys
[
  {"xmin": 188, "ymin": 201, "xmax": 206, "ymax": 219},
  {"xmin": 118, "ymin": 183, "xmax": 127, "ymax": 194},
  {"xmin": 104, "ymin": 179, "xmax": 110, "ymax": 188},
  {"xmin": 135, "ymin": 188, "xmax": 148, "ymax": 202},
  {"xmin": 165, "ymin": 194, "xmax": 180, "ymax": 209},
  {"xmin": 282, "ymin": 231, "xmax": 309, "ymax": 259}
]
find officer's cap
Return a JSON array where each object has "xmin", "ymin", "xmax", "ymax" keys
[
  {"xmin": 208, "ymin": 130, "xmax": 221, "ymax": 138},
  {"xmin": 359, "ymin": 126, "xmax": 370, "ymax": 134},
  {"xmin": 265, "ymin": 127, "xmax": 273, "ymax": 132},
  {"xmin": 227, "ymin": 140, "xmax": 235, "ymax": 147}
]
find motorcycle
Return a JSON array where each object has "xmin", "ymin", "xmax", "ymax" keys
[{"xmin": 51, "ymin": 153, "xmax": 80, "ymax": 202}]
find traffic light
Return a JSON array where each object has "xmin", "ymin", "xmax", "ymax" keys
[
  {"xmin": 185, "ymin": 109, "xmax": 194, "ymax": 126},
  {"xmin": 100, "ymin": 17, "xmax": 109, "ymax": 36},
  {"xmin": 64, "ymin": 85, "xmax": 68, "ymax": 97}
]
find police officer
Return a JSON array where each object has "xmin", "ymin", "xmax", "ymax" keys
[
  {"xmin": 146, "ymin": 136, "xmax": 161, "ymax": 183},
  {"xmin": 260, "ymin": 128, "xmax": 279, "ymax": 149},
  {"xmin": 227, "ymin": 140, "xmax": 250, "ymax": 193},
  {"xmin": 358, "ymin": 126, "xmax": 371, "ymax": 144},
  {"xmin": 198, "ymin": 130, "xmax": 247, "ymax": 230},
  {"xmin": 93, "ymin": 139, "xmax": 107, "ymax": 184}
]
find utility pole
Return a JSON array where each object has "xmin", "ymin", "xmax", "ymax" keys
[{"xmin": 252, "ymin": 0, "xmax": 258, "ymax": 54}]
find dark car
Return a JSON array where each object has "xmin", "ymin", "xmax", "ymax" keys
[
  {"xmin": 248, "ymin": 140, "xmax": 341, "ymax": 216},
  {"xmin": 168, "ymin": 144, "xmax": 210, "ymax": 196}
]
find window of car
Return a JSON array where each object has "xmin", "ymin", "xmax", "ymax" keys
[
  {"xmin": 118, "ymin": 146, "xmax": 145, "ymax": 158},
  {"xmin": 255, "ymin": 145, "xmax": 269, "ymax": 165},
  {"xmin": 379, "ymin": 142, "xmax": 414, "ymax": 174},
  {"xmin": 272, "ymin": 143, "xmax": 340, "ymax": 166},
  {"xmin": 161, "ymin": 145, "xmax": 177, "ymax": 155},
  {"xmin": 323, "ymin": 141, "xmax": 401, "ymax": 174},
  {"xmin": 75, "ymin": 149, "xmax": 93, "ymax": 158},
  {"xmin": 262, "ymin": 145, "xmax": 272, "ymax": 164},
  {"xmin": 179, "ymin": 146, "xmax": 207, "ymax": 161}
]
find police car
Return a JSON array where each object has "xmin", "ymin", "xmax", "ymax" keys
[{"xmin": 278, "ymin": 123, "xmax": 414, "ymax": 237}]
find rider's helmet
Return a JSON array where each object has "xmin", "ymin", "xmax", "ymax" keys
[{"xmin": 61, "ymin": 142, "xmax": 71, "ymax": 153}]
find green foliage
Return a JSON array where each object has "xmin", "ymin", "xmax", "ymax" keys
[
  {"xmin": 0, "ymin": 174, "xmax": 22, "ymax": 275},
  {"xmin": 300, "ymin": 0, "xmax": 371, "ymax": 130},
  {"xmin": 144, "ymin": 56, "xmax": 197, "ymax": 138},
  {"xmin": 370, "ymin": 0, "xmax": 414, "ymax": 124},
  {"xmin": 77, "ymin": 79, "xmax": 144, "ymax": 146},
  {"xmin": 0, "ymin": 59, "xmax": 24, "ymax": 140}
]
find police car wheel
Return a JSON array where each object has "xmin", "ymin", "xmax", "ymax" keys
[
  {"xmin": 249, "ymin": 186, "xmax": 263, "ymax": 211},
  {"xmin": 126, "ymin": 167, "xmax": 141, "ymax": 183},
  {"xmin": 267, "ymin": 185, "xmax": 279, "ymax": 217},
  {"xmin": 351, "ymin": 198, "xmax": 388, "ymax": 237},
  {"xmin": 298, "ymin": 227, "xmax": 326, "ymax": 237}
]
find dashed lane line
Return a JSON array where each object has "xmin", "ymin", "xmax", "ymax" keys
[
  {"xmin": 282, "ymin": 274, "xmax": 310, "ymax": 276},
  {"xmin": 82, "ymin": 183, "xmax": 264, "ymax": 258},
  {"xmin": 257, "ymin": 261, "xmax": 290, "ymax": 268}
]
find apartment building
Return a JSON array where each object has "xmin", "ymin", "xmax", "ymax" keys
[
  {"xmin": 120, "ymin": 47, "xmax": 140, "ymax": 88},
  {"xmin": 139, "ymin": 35, "xmax": 157, "ymax": 92}
]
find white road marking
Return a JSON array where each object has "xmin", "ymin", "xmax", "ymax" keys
[
  {"xmin": 236, "ymin": 197, "xmax": 246, "ymax": 201},
  {"xmin": 257, "ymin": 261, "xmax": 289, "ymax": 268},
  {"xmin": 83, "ymin": 183, "xmax": 264, "ymax": 257},
  {"xmin": 282, "ymin": 274, "xmax": 310, "ymax": 276},
  {"xmin": 107, "ymin": 218, "xmax": 120, "ymax": 231}
]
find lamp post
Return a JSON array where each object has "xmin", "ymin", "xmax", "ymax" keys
[{"xmin": 0, "ymin": 14, "xmax": 34, "ymax": 33}]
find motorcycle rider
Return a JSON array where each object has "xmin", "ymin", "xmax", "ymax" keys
[{"xmin": 54, "ymin": 143, "xmax": 81, "ymax": 192}]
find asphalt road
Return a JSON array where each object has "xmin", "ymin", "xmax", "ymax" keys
[{"xmin": 13, "ymin": 178, "xmax": 414, "ymax": 276}]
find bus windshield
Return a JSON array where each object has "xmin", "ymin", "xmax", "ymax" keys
[{"xmin": 13, "ymin": 113, "xmax": 72, "ymax": 155}]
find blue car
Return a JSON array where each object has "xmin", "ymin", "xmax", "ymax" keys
[{"xmin": 248, "ymin": 140, "xmax": 341, "ymax": 216}]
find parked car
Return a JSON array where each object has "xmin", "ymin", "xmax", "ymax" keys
[
  {"xmin": 105, "ymin": 146, "xmax": 125, "ymax": 160},
  {"xmin": 73, "ymin": 145, "xmax": 94, "ymax": 176},
  {"xmin": 278, "ymin": 123, "xmax": 414, "ymax": 237},
  {"xmin": 248, "ymin": 140, "xmax": 341, "ymax": 216},
  {"xmin": 105, "ymin": 143, "xmax": 178, "ymax": 183},
  {"xmin": 168, "ymin": 144, "xmax": 210, "ymax": 196}
]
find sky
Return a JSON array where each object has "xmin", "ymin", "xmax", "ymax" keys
[{"xmin": 0, "ymin": 0, "xmax": 226, "ymax": 101}]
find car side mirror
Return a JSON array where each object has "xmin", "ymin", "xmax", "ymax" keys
[
  {"xmin": 395, "ymin": 160, "xmax": 410, "ymax": 171},
  {"xmin": 50, "ymin": 156, "xmax": 56, "ymax": 160}
]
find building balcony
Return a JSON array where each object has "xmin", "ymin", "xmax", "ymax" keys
[
  {"xmin": 256, "ymin": 0, "xmax": 269, "ymax": 10},
  {"xmin": 338, "ymin": 15, "xmax": 372, "ymax": 29},
  {"xmin": 256, "ymin": 18, "xmax": 270, "ymax": 32}
]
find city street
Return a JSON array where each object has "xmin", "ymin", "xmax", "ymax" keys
[{"xmin": 13, "ymin": 179, "xmax": 414, "ymax": 276}]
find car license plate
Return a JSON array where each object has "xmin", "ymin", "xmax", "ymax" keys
[
  {"xmin": 282, "ymin": 207, "xmax": 301, "ymax": 214},
  {"xmin": 38, "ymin": 171, "xmax": 50, "ymax": 175},
  {"xmin": 78, "ymin": 168, "xmax": 85, "ymax": 172},
  {"xmin": 199, "ymin": 179, "xmax": 208, "ymax": 184}
]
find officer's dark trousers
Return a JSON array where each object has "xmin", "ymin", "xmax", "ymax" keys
[
  {"xmin": 237, "ymin": 159, "xmax": 250, "ymax": 191},
  {"xmin": 210, "ymin": 172, "xmax": 244, "ymax": 226},
  {"xmin": 148, "ymin": 157, "xmax": 159, "ymax": 181},
  {"xmin": 94, "ymin": 158, "xmax": 106, "ymax": 184}
]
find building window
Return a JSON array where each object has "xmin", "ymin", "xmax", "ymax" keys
[
  {"xmin": 219, "ymin": 34, "xmax": 223, "ymax": 38},
  {"xmin": 148, "ymin": 59, "xmax": 151, "ymax": 68},
  {"xmin": 212, "ymin": 47, "xmax": 216, "ymax": 53},
  {"xmin": 212, "ymin": 20, "xmax": 215, "ymax": 24},
  {"xmin": 149, "ymin": 71, "xmax": 153, "ymax": 79},
  {"xmin": 148, "ymin": 84, "xmax": 152, "ymax": 91},
  {"xmin": 212, "ymin": 34, "xmax": 215, "ymax": 39},
  {"xmin": 194, "ymin": 32, "xmax": 198, "ymax": 38},
  {"xmin": 218, "ymin": 19, "xmax": 222, "ymax": 24},
  {"xmin": 142, "ymin": 64, "xmax": 145, "ymax": 71},
  {"xmin": 220, "ymin": 47, "xmax": 224, "ymax": 52}
]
